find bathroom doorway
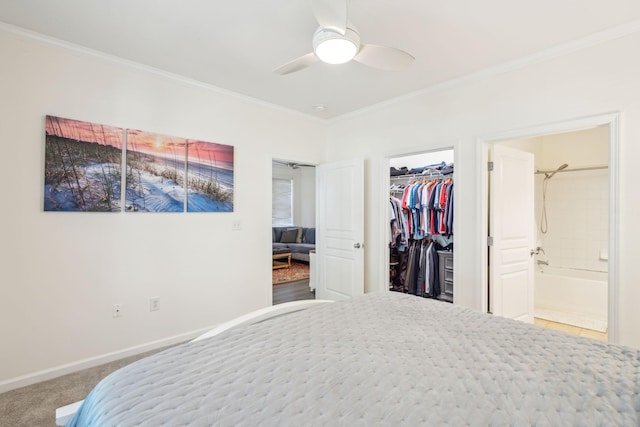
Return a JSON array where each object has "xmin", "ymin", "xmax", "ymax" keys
[
  {"xmin": 489, "ymin": 125, "xmax": 610, "ymax": 340},
  {"xmin": 532, "ymin": 127, "xmax": 608, "ymax": 336}
]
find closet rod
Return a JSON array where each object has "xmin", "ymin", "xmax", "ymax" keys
[{"xmin": 534, "ymin": 165, "xmax": 608, "ymax": 175}]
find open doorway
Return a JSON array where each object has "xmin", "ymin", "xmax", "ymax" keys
[
  {"xmin": 482, "ymin": 113, "xmax": 619, "ymax": 343},
  {"xmin": 387, "ymin": 149, "xmax": 455, "ymax": 301},
  {"xmin": 271, "ymin": 159, "xmax": 316, "ymax": 304}
]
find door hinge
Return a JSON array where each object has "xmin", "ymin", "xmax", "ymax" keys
[
  {"xmin": 487, "ymin": 236, "xmax": 493, "ymax": 246},
  {"xmin": 487, "ymin": 161, "xmax": 494, "ymax": 171}
]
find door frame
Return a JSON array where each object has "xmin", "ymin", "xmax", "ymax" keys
[
  {"xmin": 477, "ymin": 112, "xmax": 620, "ymax": 343},
  {"xmin": 270, "ymin": 155, "xmax": 319, "ymax": 304},
  {"xmin": 379, "ymin": 143, "xmax": 459, "ymax": 296}
]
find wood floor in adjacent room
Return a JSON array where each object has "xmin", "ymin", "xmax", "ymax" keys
[
  {"xmin": 272, "ymin": 279, "xmax": 315, "ymax": 305},
  {"xmin": 534, "ymin": 318, "xmax": 608, "ymax": 342}
]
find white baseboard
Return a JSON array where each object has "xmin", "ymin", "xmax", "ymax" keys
[{"xmin": 0, "ymin": 325, "xmax": 215, "ymax": 394}]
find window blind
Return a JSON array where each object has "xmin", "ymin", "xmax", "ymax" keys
[{"xmin": 272, "ymin": 177, "xmax": 293, "ymax": 226}]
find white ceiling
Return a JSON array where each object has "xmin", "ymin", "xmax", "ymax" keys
[{"xmin": 1, "ymin": 0, "xmax": 640, "ymax": 119}]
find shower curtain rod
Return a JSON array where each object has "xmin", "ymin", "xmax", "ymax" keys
[{"xmin": 534, "ymin": 165, "xmax": 608, "ymax": 175}]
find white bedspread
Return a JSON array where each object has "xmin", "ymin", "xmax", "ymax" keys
[{"xmin": 68, "ymin": 292, "xmax": 640, "ymax": 426}]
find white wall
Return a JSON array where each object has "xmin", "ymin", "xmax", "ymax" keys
[
  {"xmin": 272, "ymin": 163, "xmax": 316, "ymax": 228},
  {"xmin": 0, "ymin": 29, "xmax": 326, "ymax": 389},
  {"xmin": 297, "ymin": 166, "xmax": 316, "ymax": 228},
  {"xmin": 325, "ymin": 31, "xmax": 640, "ymax": 349}
]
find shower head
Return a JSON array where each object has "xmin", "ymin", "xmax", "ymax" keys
[{"xmin": 545, "ymin": 163, "xmax": 569, "ymax": 179}]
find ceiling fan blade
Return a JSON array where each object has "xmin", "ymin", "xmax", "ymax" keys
[
  {"xmin": 273, "ymin": 52, "xmax": 319, "ymax": 75},
  {"xmin": 312, "ymin": 0, "xmax": 347, "ymax": 35},
  {"xmin": 354, "ymin": 44, "xmax": 415, "ymax": 71}
]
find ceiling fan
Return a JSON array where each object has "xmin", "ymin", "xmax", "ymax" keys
[
  {"xmin": 274, "ymin": 0, "xmax": 415, "ymax": 75},
  {"xmin": 273, "ymin": 160, "xmax": 316, "ymax": 169}
]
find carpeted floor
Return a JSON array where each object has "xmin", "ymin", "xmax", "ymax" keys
[
  {"xmin": 272, "ymin": 260, "xmax": 310, "ymax": 285},
  {"xmin": 0, "ymin": 343, "xmax": 181, "ymax": 427}
]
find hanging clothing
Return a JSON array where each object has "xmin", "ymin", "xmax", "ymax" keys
[
  {"xmin": 389, "ymin": 197, "xmax": 409, "ymax": 250},
  {"xmin": 389, "ymin": 178, "xmax": 454, "ymax": 241},
  {"xmin": 389, "ymin": 164, "xmax": 454, "ymax": 299},
  {"xmin": 392, "ymin": 238, "xmax": 443, "ymax": 298}
]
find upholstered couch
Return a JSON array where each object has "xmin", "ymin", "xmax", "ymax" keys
[{"xmin": 272, "ymin": 226, "xmax": 316, "ymax": 262}]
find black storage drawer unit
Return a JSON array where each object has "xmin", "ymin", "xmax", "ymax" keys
[{"xmin": 437, "ymin": 250, "xmax": 454, "ymax": 303}]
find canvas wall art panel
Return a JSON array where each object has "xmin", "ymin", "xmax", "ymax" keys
[
  {"xmin": 125, "ymin": 130, "xmax": 234, "ymax": 212},
  {"xmin": 125, "ymin": 129, "xmax": 187, "ymax": 212},
  {"xmin": 186, "ymin": 140, "xmax": 234, "ymax": 212},
  {"xmin": 44, "ymin": 115, "xmax": 123, "ymax": 212}
]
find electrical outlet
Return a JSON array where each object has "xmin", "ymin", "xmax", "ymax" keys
[
  {"xmin": 150, "ymin": 297, "xmax": 160, "ymax": 312},
  {"xmin": 112, "ymin": 304, "xmax": 123, "ymax": 318},
  {"xmin": 232, "ymin": 220, "xmax": 241, "ymax": 231}
]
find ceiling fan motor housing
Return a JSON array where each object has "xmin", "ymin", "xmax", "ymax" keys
[{"xmin": 312, "ymin": 27, "xmax": 361, "ymax": 64}]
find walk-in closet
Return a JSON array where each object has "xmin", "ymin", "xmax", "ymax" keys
[{"xmin": 389, "ymin": 149, "xmax": 454, "ymax": 302}]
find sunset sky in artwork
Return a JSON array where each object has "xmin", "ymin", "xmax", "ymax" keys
[
  {"xmin": 46, "ymin": 116, "xmax": 123, "ymax": 149},
  {"xmin": 126, "ymin": 129, "xmax": 185, "ymax": 156},
  {"xmin": 126, "ymin": 129, "xmax": 233, "ymax": 168},
  {"xmin": 188, "ymin": 139, "xmax": 234, "ymax": 166},
  {"xmin": 45, "ymin": 117, "xmax": 233, "ymax": 169}
]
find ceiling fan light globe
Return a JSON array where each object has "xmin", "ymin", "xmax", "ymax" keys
[
  {"xmin": 313, "ymin": 27, "xmax": 360, "ymax": 64},
  {"xmin": 315, "ymin": 38, "xmax": 357, "ymax": 64}
]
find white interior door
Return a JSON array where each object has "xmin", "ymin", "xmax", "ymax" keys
[
  {"xmin": 489, "ymin": 145, "xmax": 535, "ymax": 323},
  {"xmin": 316, "ymin": 159, "xmax": 364, "ymax": 300}
]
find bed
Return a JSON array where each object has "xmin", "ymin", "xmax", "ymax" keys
[{"xmin": 62, "ymin": 292, "xmax": 640, "ymax": 426}]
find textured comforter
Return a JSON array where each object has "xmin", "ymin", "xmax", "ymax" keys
[{"xmin": 68, "ymin": 292, "xmax": 640, "ymax": 426}]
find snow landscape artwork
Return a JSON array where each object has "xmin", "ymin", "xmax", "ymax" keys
[
  {"xmin": 125, "ymin": 129, "xmax": 233, "ymax": 212},
  {"xmin": 44, "ymin": 116, "xmax": 123, "ymax": 212}
]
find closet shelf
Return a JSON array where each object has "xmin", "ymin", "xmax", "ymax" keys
[{"xmin": 391, "ymin": 172, "xmax": 452, "ymax": 181}]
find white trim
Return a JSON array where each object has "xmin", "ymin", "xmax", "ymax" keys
[
  {"xmin": 0, "ymin": 326, "xmax": 212, "ymax": 394},
  {"xmin": 0, "ymin": 22, "xmax": 324, "ymax": 124},
  {"xmin": 380, "ymin": 155, "xmax": 391, "ymax": 294},
  {"xmin": 607, "ymin": 115, "xmax": 620, "ymax": 344},
  {"xmin": 332, "ymin": 19, "xmax": 640, "ymax": 124},
  {"xmin": 451, "ymin": 139, "xmax": 462, "ymax": 305},
  {"xmin": 477, "ymin": 112, "xmax": 620, "ymax": 343},
  {"xmin": 372, "ymin": 154, "xmax": 392, "ymax": 292},
  {"xmin": 478, "ymin": 140, "xmax": 490, "ymax": 313}
]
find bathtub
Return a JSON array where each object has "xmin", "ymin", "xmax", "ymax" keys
[{"xmin": 535, "ymin": 266, "xmax": 608, "ymax": 332}]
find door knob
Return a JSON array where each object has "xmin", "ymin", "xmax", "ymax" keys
[{"xmin": 354, "ymin": 243, "xmax": 361, "ymax": 249}]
